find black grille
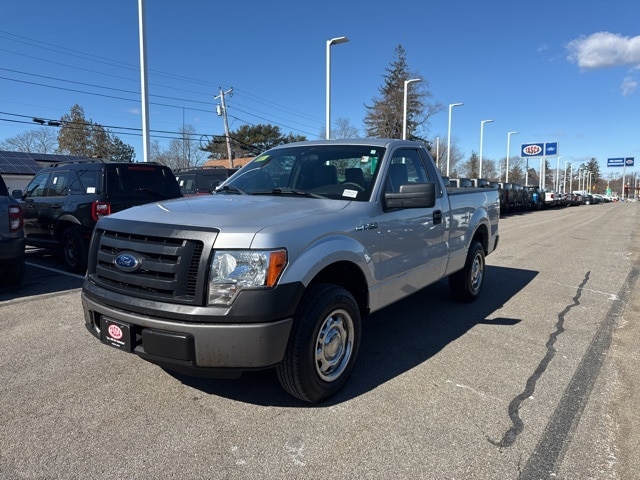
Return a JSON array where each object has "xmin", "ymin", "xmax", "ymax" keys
[{"xmin": 91, "ymin": 228, "xmax": 205, "ymax": 304}]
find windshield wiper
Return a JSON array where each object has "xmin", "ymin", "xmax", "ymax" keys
[
  {"xmin": 215, "ymin": 185, "xmax": 248, "ymax": 195},
  {"xmin": 252, "ymin": 188, "xmax": 325, "ymax": 199}
]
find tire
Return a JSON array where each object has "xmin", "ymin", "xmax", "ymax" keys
[
  {"xmin": 0, "ymin": 256, "xmax": 25, "ymax": 286},
  {"xmin": 276, "ymin": 283, "xmax": 361, "ymax": 403},
  {"xmin": 449, "ymin": 240, "xmax": 485, "ymax": 303},
  {"xmin": 60, "ymin": 227, "xmax": 87, "ymax": 274}
]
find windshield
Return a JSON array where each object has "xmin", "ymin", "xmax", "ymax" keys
[{"xmin": 219, "ymin": 145, "xmax": 384, "ymax": 201}]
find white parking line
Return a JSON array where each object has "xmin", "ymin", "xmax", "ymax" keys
[{"xmin": 25, "ymin": 261, "xmax": 86, "ymax": 280}]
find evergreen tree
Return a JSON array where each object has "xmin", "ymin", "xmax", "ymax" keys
[
  {"xmin": 203, "ymin": 123, "xmax": 306, "ymax": 159},
  {"xmin": 56, "ymin": 104, "xmax": 135, "ymax": 161},
  {"xmin": 462, "ymin": 151, "xmax": 480, "ymax": 178},
  {"xmin": 57, "ymin": 104, "xmax": 92, "ymax": 156},
  {"xmin": 363, "ymin": 45, "xmax": 442, "ymax": 141}
]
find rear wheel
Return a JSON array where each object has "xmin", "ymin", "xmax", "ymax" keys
[
  {"xmin": 276, "ymin": 283, "xmax": 361, "ymax": 403},
  {"xmin": 60, "ymin": 227, "xmax": 87, "ymax": 274},
  {"xmin": 449, "ymin": 240, "xmax": 485, "ymax": 302}
]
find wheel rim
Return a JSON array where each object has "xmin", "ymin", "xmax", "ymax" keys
[
  {"xmin": 315, "ymin": 308, "xmax": 354, "ymax": 382},
  {"xmin": 65, "ymin": 236, "xmax": 79, "ymax": 267},
  {"xmin": 470, "ymin": 252, "xmax": 484, "ymax": 293}
]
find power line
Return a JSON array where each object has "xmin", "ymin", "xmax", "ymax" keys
[{"xmin": 0, "ymin": 30, "xmax": 328, "ymax": 137}]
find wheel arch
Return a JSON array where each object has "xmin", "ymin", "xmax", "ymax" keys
[
  {"xmin": 53, "ymin": 215, "xmax": 83, "ymax": 240},
  {"xmin": 307, "ymin": 261, "xmax": 369, "ymax": 319}
]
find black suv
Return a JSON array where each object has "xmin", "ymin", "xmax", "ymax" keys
[
  {"xmin": 174, "ymin": 167, "xmax": 237, "ymax": 196},
  {"xmin": 0, "ymin": 172, "xmax": 25, "ymax": 286},
  {"xmin": 18, "ymin": 161, "xmax": 181, "ymax": 273}
]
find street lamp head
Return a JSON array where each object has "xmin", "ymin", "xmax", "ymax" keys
[
  {"xmin": 482, "ymin": 119, "xmax": 494, "ymax": 125},
  {"xmin": 328, "ymin": 36, "xmax": 349, "ymax": 46},
  {"xmin": 405, "ymin": 78, "xmax": 421, "ymax": 86},
  {"xmin": 449, "ymin": 102, "xmax": 463, "ymax": 109}
]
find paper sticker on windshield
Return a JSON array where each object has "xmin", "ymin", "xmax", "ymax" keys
[
  {"xmin": 343, "ymin": 189, "xmax": 358, "ymax": 198},
  {"xmin": 255, "ymin": 155, "xmax": 269, "ymax": 162}
]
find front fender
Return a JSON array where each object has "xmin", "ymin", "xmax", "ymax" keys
[{"xmin": 279, "ymin": 233, "xmax": 376, "ymax": 291}]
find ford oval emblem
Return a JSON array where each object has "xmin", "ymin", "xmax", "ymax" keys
[{"xmin": 114, "ymin": 251, "xmax": 143, "ymax": 272}]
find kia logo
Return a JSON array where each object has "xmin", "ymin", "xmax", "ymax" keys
[{"xmin": 114, "ymin": 252, "xmax": 142, "ymax": 272}]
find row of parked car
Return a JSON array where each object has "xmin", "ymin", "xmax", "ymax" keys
[
  {"xmin": 442, "ymin": 176, "xmax": 615, "ymax": 213},
  {"xmin": 0, "ymin": 162, "xmax": 616, "ymax": 287},
  {"xmin": 0, "ymin": 162, "xmax": 237, "ymax": 285}
]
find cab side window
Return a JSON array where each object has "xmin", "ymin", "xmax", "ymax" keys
[
  {"xmin": 50, "ymin": 171, "xmax": 70, "ymax": 196},
  {"xmin": 25, "ymin": 172, "xmax": 51, "ymax": 198},
  {"xmin": 384, "ymin": 149, "xmax": 430, "ymax": 193}
]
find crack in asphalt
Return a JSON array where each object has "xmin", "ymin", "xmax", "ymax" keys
[{"xmin": 488, "ymin": 272, "xmax": 591, "ymax": 449}]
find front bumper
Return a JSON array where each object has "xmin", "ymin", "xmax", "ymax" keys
[{"xmin": 82, "ymin": 291, "xmax": 294, "ymax": 373}]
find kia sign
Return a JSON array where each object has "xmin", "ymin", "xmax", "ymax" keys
[
  {"xmin": 521, "ymin": 142, "xmax": 559, "ymax": 157},
  {"xmin": 607, "ymin": 157, "xmax": 634, "ymax": 167},
  {"xmin": 521, "ymin": 143, "xmax": 544, "ymax": 157}
]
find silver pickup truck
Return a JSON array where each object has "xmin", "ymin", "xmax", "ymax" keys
[{"xmin": 82, "ymin": 139, "xmax": 499, "ymax": 402}]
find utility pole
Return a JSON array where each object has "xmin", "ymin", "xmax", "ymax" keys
[
  {"xmin": 137, "ymin": 0, "xmax": 150, "ymax": 162},
  {"xmin": 215, "ymin": 87, "xmax": 234, "ymax": 168}
]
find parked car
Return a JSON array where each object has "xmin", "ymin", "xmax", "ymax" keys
[
  {"xmin": 0, "ymin": 172, "xmax": 25, "ymax": 286},
  {"xmin": 174, "ymin": 167, "xmax": 238, "ymax": 196},
  {"xmin": 16, "ymin": 160, "xmax": 182, "ymax": 273},
  {"xmin": 567, "ymin": 193, "xmax": 583, "ymax": 206}
]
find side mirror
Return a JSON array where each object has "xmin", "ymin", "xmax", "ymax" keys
[
  {"xmin": 11, "ymin": 190, "xmax": 23, "ymax": 199},
  {"xmin": 384, "ymin": 182, "xmax": 436, "ymax": 209}
]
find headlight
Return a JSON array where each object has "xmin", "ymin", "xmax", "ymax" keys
[{"xmin": 208, "ymin": 249, "xmax": 287, "ymax": 305}]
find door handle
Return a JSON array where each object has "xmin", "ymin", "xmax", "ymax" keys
[{"xmin": 433, "ymin": 210, "xmax": 443, "ymax": 224}]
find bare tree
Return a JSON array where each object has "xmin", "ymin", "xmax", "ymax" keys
[
  {"xmin": 431, "ymin": 135, "xmax": 464, "ymax": 176},
  {"xmin": 0, "ymin": 128, "xmax": 57, "ymax": 152},
  {"xmin": 150, "ymin": 125, "xmax": 206, "ymax": 170},
  {"xmin": 320, "ymin": 117, "xmax": 360, "ymax": 139}
]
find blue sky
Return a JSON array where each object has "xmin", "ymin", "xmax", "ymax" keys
[{"xmin": 1, "ymin": 0, "xmax": 639, "ymax": 178}]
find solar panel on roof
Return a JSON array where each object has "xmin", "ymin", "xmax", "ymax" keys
[{"xmin": 0, "ymin": 151, "xmax": 44, "ymax": 174}]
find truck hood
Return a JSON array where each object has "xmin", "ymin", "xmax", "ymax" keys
[{"xmin": 107, "ymin": 193, "xmax": 350, "ymax": 230}]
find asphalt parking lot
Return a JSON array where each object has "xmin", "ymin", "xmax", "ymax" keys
[{"xmin": 1, "ymin": 202, "xmax": 639, "ymax": 479}]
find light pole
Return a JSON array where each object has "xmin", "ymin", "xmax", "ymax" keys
[
  {"xmin": 325, "ymin": 36, "xmax": 349, "ymax": 140},
  {"xmin": 446, "ymin": 102, "xmax": 463, "ymax": 177},
  {"xmin": 479, "ymin": 119, "xmax": 493, "ymax": 178},
  {"xmin": 563, "ymin": 160, "xmax": 571, "ymax": 194},
  {"xmin": 578, "ymin": 168, "xmax": 584, "ymax": 191},
  {"xmin": 505, "ymin": 131, "xmax": 518, "ymax": 183},
  {"xmin": 569, "ymin": 164, "xmax": 573, "ymax": 193},
  {"xmin": 555, "ymin": 156, "xmax": 562, "ymax": 192},
  {"xmin": 402, "ymin": 78, "xmax": 421, "ymax": 140}
]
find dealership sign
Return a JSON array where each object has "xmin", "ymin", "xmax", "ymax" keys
[
  {"xmin": 607, "ymin": 157, "xmax": 635, "ymax": 167},
  {"xmin": 521, "ymin": 142, "xmax": 559, "ymax": 157}
]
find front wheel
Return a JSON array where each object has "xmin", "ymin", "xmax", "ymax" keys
[
  {"xmin": 276, "ymin": 283, "xmax": 361, "ymax": 403},
  {"xmin": 60, "ymin": 227, "xmax": 87, "ymax": 274},
  {"xmin": 449, "ymin": 240, "xmax": 485, "ymax": 303}
]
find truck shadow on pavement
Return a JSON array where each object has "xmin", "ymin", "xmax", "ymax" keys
[
  {"xmin": 0, "ymin": 262, "xmax": 84, "ymax": 302},
  {"xmin": 170, "ymin": 265, "xmax": 538, "ymax": 407}
]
